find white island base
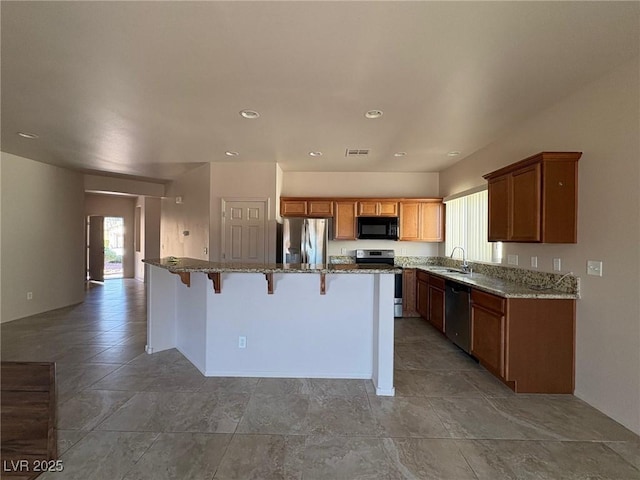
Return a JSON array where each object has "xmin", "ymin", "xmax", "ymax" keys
[{"xmin": 146, "ymin": 263, "xmax": 395, "ymax": 396}]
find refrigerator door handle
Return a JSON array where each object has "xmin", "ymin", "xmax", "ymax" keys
[{"xmin": 301, "ymin": 220, "xmax": 308, "ymax": 264}]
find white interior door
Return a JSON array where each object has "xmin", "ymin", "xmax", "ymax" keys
[{"xmin": 222, "ymin": 200, "xmax": 266, "ymax": 263}]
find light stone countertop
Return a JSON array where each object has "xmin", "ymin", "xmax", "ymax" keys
[
  {"xmin": 143, "ymin": 257, "xmax": 402, "ymax": 274},
  {"xmin": 410, "ymin": 265, "xmax": 578, "ymax": 299}
]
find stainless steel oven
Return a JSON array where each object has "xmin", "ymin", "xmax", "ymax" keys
[{"xmin": 355, "ymin": 249, "xmax": 402, "ymax": 317}]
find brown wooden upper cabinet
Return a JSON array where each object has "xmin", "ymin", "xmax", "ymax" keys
[
  {"xmin": 399, "ymin": 201, "xmax": 445, "ymax": 242},
  {"xmin": 280, "ymin": 198, "xmax": 334, "ymax": 217},
  {"xmin": 333, "ymin": 201, "xmax": 357, "ymax": 240},
  {"xmin": 483, "ymin": 152, "xmax": 581, "ymax": 243},
  {"xmin": 357, "ymin": 200, "xmax": 398, "ymax": 217}
]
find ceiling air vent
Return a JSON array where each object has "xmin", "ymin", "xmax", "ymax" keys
[{"xmin": 345, "ymin": 148, "xmax": 370, "ymax": 157}]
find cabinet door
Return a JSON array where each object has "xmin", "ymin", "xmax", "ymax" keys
[
  {"xmin": 428, "ymin": 286, "xmax": 445, "ymax": 333},
  {"xmin": 399, "ymin": 202, "xmax": 420, "ymax": 241},
  {"xmin": 471, "ymin": 304, "xmax": 505, "ymax": 378},
  {"xmin": 420, "ymin": 202, "xmax": 444, "ymax": 242},
  {"xmin": 416, "ymin": 278, "xmax": 429, "ymax": 320},
  {"xmin": 402, "ymin": 269, "xmax": 419, "ymax": 317},
  {"xmin": 357, "ymin": 201, "xmax": 378, "ymax": 216},
  {"xmin": 487, "ymin": 176, "xmax": 509, "ymax": 241},
  {"xmin": 281, "ymin": 200, "xmax": 307, "ymax": 217},
  {"xmin": 510, "ymin": 163, "xmax": 541, "ymax": 241},
  {"xmin": 542, "ymin": 160, "xmax": 578, "ymax": 243},
  {"xmin": 379, "ymin": 201, "xmax": 399, "ymax": 217},
  {"xmin": 334, "ymin": 202, "xmax": 357, "ymax": 240},
  {"xmin": 308, "ymin": 201, "xmax": 333, "ymax": 217}
]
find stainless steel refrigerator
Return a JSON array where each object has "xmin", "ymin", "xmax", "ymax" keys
[{"xmin": 282, "ymin": 218, "xmax": 328, "ymax": 265}]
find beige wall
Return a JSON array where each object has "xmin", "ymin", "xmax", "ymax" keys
[
  {"xmin": 134, "ymin": 196, "xmax": 162, "ymax": 281},
  {"xmin": 283, "ymin": 171, "xmax": 439, "ymax": 198},
  {"xmin": 439, "ymin": 59, "xmax": 640, "ymax": 434},
  {"xmin": 210, "ymin": 163, "xmax": 279, "ymax": 262},
  {"xmin": 161, "ymin": 164, "xmax": 210, "ymax": 260},
  {"xmin": 1, "ymin": 152, "xmax": 85, "ymax": 322},
  {"xmin": 144, "ymin": 197, "xmax": 161, "ymax": 262},
  {"xmin": 135, "ymin": 198, "xmax": 145, "ymax": 281},
  {"xmin": 85, "ymin": 193, "xmax": 136, "ymax": 278},
  {"xmin": 0, "ymin": 155, "xmax": 2, "ymax": 322},
  {"xmin": 85, "ymin": 174, "xmax": 166, "ymax": 197}
]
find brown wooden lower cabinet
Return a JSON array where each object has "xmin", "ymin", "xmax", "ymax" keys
[
  {"xmin": 427, "ymin": 275, "xmax": 445, "ymax": 333},
  {"xmin": 470, "ymin": 290, "xmax": 506, "ymax": 378},
  {"xmin": 471, "ymin": 289, "xmax": 575, "ymax": 394},
  {"xmin": 416, "ymin": 270, "xmax": 429, "ymax": 319},
  {"xmin": 402, "ymin": 269, "xmax": 420, "ymax": 317}
]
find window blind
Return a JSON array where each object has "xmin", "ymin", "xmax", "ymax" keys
[{"xmin": 445, "ymin": 189, "xmax": 496, "ymax": 263}]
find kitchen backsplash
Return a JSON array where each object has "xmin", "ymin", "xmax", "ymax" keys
[
  {"xmin": 329, "ymin": 255, "xmax": 579, "ymax": 295},
  {"xmin": 439, "ymin": 258, "xmax": 579, "ymax": 295}
]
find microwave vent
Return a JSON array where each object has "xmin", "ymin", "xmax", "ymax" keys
[{"xmin": 345, "ymin": 148, "xmax": 370, "ymax": 157}]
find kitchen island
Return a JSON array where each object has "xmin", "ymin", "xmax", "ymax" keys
[{"xmin": 143, "ymin": 258, "xmax": 401, "ymax": 395}]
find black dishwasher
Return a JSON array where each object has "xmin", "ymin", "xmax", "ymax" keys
[{"xmin": 445, "ymin": 280, "xmax": 471, "ymax": 353}]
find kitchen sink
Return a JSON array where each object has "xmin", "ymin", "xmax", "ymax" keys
[
  {"xmin": 425, "ymin": 267, "xmax": 470, "ymax": 275},
  {"xmin": 446, "ymin": 268, "xmax": 470, "ymax": 274}
]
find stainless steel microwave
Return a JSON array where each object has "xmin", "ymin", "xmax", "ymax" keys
[{"xmin": 357, "ymin": 217, "xmax": 399, "ymax": 240}]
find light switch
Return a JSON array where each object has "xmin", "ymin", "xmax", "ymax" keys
[
  {"xmin": 587, "ymin": 260, "xmax": 603, "ymax": 277},
  {"xmin": 507, "ymin": 254, "xmax": 519, "ymax": 266}
]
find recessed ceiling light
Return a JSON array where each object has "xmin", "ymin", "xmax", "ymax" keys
[
  {"xmin": 17, "ymin": 131, "xmax": 38, "ymax": 139},
  {"xmin": 394, "ymin": 152, "xmax": 407, "ymax": 157},
  {"xmin": 309, "ymin": 151, "xmax": 323, "ymax": 157},
  {"xmin": 239, "ymin": 110, "xmax": 260, "ymax": 119},
  {"xmin": 365, "ymin": 109, "xmax": 383, "ymax": 119},
  {"xmin": 225, "ymin": 151, "xmax": 239, "ymax": 157},
  {"xmin": 447, "ymin": 151, "xmax": 461, "ymax": 157}
]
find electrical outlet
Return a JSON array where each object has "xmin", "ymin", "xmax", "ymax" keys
[
  {"xmin": 238, "ymin": 336, "xmax": 247, "ymax": 349},
  {"xmin": 341, "ymin": 248, "xmax": 347, "ymax": 255},
  {"xmin": 530, "ymin": 256, "xmax": 538, "ymax": 268},
  {"xmin": 26, "ymin": 292, "xmax": 33, "ymax": 300},
  {"xmin": 203, "ymin": 247, "xmax": 208, "ymax": 255},
  {"xmin": 587, "ymin": 260, "xmax": 603, "ymax": 277},
  {"xmin": 553, "ymin": 258, "xmax": 562, "ymax": 271},
  {"xmin": 507, "ymin": 254, "xmax": 519, "ymax": 266}
]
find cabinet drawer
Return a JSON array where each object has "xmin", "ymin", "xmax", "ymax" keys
[
  {"xmin": 471, "ymin": 289, "xmax": 505, "ymax": 314},
  {"xmin": 416, "ymin": 270, "xmax": 430, "ymax": 283},
  {"xmin": 357, "ymin": 202, "xmax": 378, "ymax": 216},
  {"xmin": 308, "ymin": 201, "xmax": 333, "ymax": 217},
  {"xmin": 281, "ymin": 200, "xmax": 307, "ymax": 216},
  {"xmin": 427, "ymin": 274, "xmax": 445, "ymax": 290},
  {"xmin": 378, "ymin": 201, "xmax": 399, "ymax": 216}
]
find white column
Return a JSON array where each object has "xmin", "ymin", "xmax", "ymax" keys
[
  {"xmin": 145, "ymin": 264, "xmax": 177, "ymax": 354},
  {"xmin": 372, "ymin": 273, "xmax": 395, "ymax": 396}
]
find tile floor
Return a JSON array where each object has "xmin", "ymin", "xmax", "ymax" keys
[{"xmin": 1, "ymin": 279, "xmax": 638, "ymax": 479}]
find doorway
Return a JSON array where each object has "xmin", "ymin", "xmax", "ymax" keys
[
  {"xmin": 87, "ymin": 216, "xmax": 125, "ymax": 281},
  {"xmin": 103, "ymin": 217, "xmax": 124, "ymax": 278}
]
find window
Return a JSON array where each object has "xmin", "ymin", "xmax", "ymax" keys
[{"xmin": 445, "ymin": 189, "xmax": 501, "ymax": 263}]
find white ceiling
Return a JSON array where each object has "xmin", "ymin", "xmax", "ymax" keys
[{"xmin": 1, "ymin": 1, "xmax": 638, "ymax": 182}]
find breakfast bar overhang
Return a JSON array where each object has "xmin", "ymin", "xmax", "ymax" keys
[{"xmin": 143, "ymin": 258, "xmax": 400, "ymax": 396}]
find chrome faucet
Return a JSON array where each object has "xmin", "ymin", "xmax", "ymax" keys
[{"xmin": 450, "ymin": 246, "xmax": 470, "ymax": 272}]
